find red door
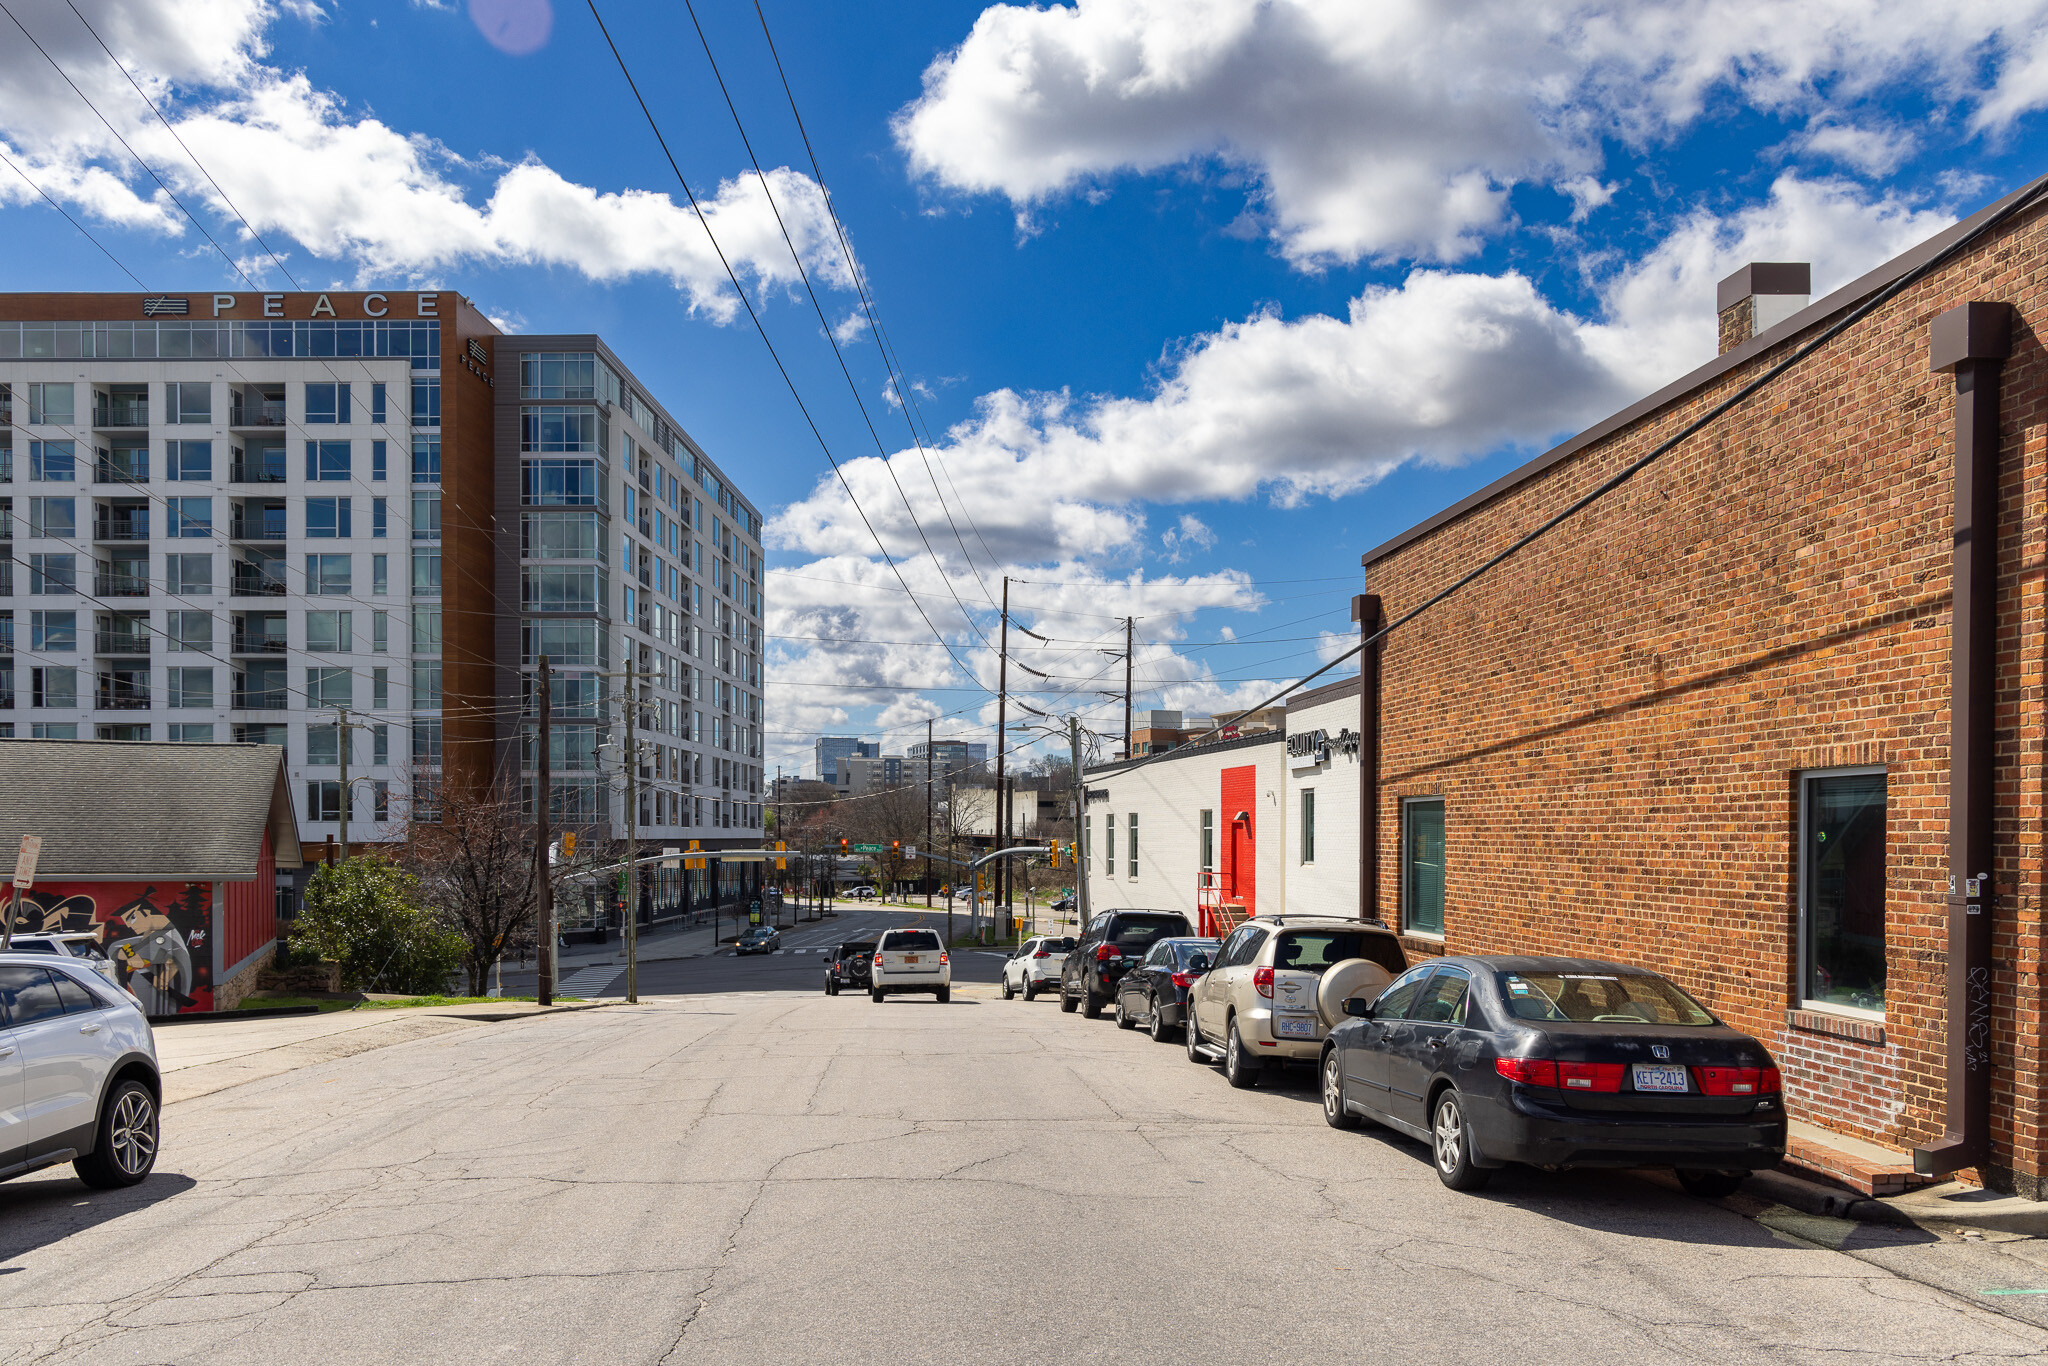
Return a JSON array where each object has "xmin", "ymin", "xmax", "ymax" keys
[{"xmin": 1220, "ymin": 765, "xmax": 1257, "ymax": 919}]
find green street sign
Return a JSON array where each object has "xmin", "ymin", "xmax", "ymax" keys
[{"xmin": 851, "ymin": 843, "xmax": 886, "ymax": 853}]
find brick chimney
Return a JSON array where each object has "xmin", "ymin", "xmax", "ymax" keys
[{"xmin": 1717, "ymin": 262, "xmax": 1811, "ymax": 353}]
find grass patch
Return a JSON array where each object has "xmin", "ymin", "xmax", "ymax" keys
[
  {"xmin": 235, "ymin": 996, "xmax": 357, "ymax": 1013},
  {"xmin": 357, "ymin": 994, "xmax": 545, "ymax": 1009}
]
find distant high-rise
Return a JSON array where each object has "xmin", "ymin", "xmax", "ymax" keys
[
  {"xmin": 908, "ymin": 738, "xmax": 986, "ymax": 778},
  {"xmin": 815, "ymin": 735, "xmax": 876, "ymax": 784}
]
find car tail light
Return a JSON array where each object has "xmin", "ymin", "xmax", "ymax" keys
[
  {"xmin": 1171, "ymin": 971, "xmax": 1196, "ymax": 989},
  {"xmin": 872, "ymin": 955, "xmax": 884, "ymax": 968},
  {"xmin": 1096, "ymin": 944, "xmax": 1122, "ymax": 962},
  {"xmin": 938, "ymin": 953, "xmax": 949, "ymax": 965},
  {"xmin": 1033, "ymin": 950, "xmax": 1051, "ymax": 958},
  {"xmin": 1252, "ymin": 967, "xmax": 1273, "ymax": 998},
  {"xmin": 1495, "ymin": 1057, "xmax": 1558, "ymax": 1087},
  {"xmin": 1695, "ymin": 1066, "xmax": 1774, "ymax": 1096},
  {"xmin": 1556, "ymin": 1062, "xmax": 1624, "ymax": 1092}
]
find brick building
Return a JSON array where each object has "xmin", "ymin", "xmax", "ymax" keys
[{"xmin": 1087, "ymin": 172, "xmax": 2048, "ymax": 1197}]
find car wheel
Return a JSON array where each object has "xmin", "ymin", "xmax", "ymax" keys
[
  {"xmin": 871, "ymin": 987, "xmax": 885, "ymax": 1003},
  {"xmin": 937, "ymin": 986, "xmax": 950, "ymax": 1004},
  {"xmin": 1322, "ymin": 1050, "xmax": 1359, "ymax": 1130},
  {"xmin": 1186, "ymin": 1013, "xmax": 1210, "ymax": 1064},
  {"xmin": 1114, "ymin": 993, "xmax": 1137, "ymax": 1029},
  {"xmin": 1022, "ymin": 979, "xmax": 1037, "ymax": 1001},
  {"xmin": 825, "ymin": 976, "xmax": 838, "ymax": 996},
  {"xmin": 1058, "ymin": 981, "xmax": 1078, "ymax": 1013},
  {"xmin": 1001, "ymin": 975, "xmax": 1015, "ymax": 1001},
  {"xmin": 1676, "ymin": 1169, "xmax": 1746, "ymax": 1199},
  {"xmin": 74, "ymin": 1078, "xmax": 158, "ymax": 1189},
  {"xmin": 1081, "ymin": 987, "xmax": 1104, "ymax": 1019},
  {"xmin": 1224, "ymin": 1019, "xmax": 1260, "ymax": 1090},
  {"xmin": 1432, "ymin": 1092, "xmax": 1491, "ymax": 1191},
  {"xmin": 1148, "ymin": 996, "xmax": 1171, "ymax": 1043}
]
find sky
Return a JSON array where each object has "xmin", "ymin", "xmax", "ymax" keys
[{"xmin": 4, "ymin": 0, "xmax": 2048, "ymax": 781}]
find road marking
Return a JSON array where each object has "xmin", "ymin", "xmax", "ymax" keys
[
  {"xmin": 558, "ymin": 965, "xmax": 623, "ymax": 998},
  {"xmin": 1981, "ymin": 1289, "xmax": 2048, "ymax": 1295}
]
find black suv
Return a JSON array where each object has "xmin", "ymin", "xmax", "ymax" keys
[
  {"xmin": 824, "ymin": 940, "xmax": 877, "ymax": 996},
  {"xmin": 1061, "ymin": 909, "xmax": 1192, "ymax": 1018}
]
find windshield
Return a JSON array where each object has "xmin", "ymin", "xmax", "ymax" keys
[
  {"xmin": 1498, "ymin": 971, "xmax": 1717, "ymax": 1026},
  {"xmin": 1274, "ymin": 931, "xmax": 1404, "ymax": 974},
  {"xmin": 1110, "ymin": 917, "xmax": 1185, "ymax": 949},
  {"xmin": 842, "ymin": 942, "xmax": 876, "ymax": 958},
  {"xmin": 882, "ymin": 930, "xmax": 942, "ymax": 952},
  {"xmin": 1175, "ymin": 940, "xmax": 1220, "ymax": 967}
]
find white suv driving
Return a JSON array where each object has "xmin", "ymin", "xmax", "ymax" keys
[
  {"xmin": 870, "ymin": 928, "xmax": 950, "ymax": 1003},
  {"xmin": 1000, "ymin": 936, "xmax": 1074, "ymax": 1000},
  {"xmin": 0, "ymin": 952, "xmax": 161, "ymax": 1188}
]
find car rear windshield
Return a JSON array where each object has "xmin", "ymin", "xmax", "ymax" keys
[
  {"xmin": 1498, "ymin": 971, "xmax": 1717, "ymax": 1026},
  {"xmin": 842, "ymin": 942, "xmax": 876, "ymax": 956},
  {"xmin": 1045, "ymin": 937, "xmax": 1076, "ymax": 951},
  {"xmin": 1273, "ymin": 931, "xmax": 1404, "ymax": 974},
  {"xmin": 1110, "ymin": 917, "xmax": 1186, "ymax": 949},
  {"xmin": 883, "ymin": 931, "xmax": 942, "ymax": 951},
  {"xmin": 1175, "ymin": 940, "xmax": 1220, "ymax": 965}
]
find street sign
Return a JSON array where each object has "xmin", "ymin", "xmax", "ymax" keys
[
  {"xmin": 906, "ymin": 846, "xmax": 918, "ymax": 860},
  {"xmin": 662, "ymin": 845, "xmax": 680, "ymax": 871},
  {"xmin": 852, "ymin": 843, "xmax": 886, "ymax": 853},
  {"xmin": 13, "ymin": 835, "xmax": 40, "ymax": 890}
]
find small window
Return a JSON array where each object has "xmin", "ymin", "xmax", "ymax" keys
[
  {"xmin": 305, "ymin": 780, "xmax": 342, "ymax": 822},
  {"xmin": 167, "ymin": 382, "xmax": 211, "ymax": 425},
  {"xmin": 168, "ymin": 554, "xmax": 212, "ymax": 595},
  {"xmin": 168, "ymin": 496, "xmax": 210, "ymax": 537},
  {"xmin": 1127, "ymin": 811, "xmax": 1139, "ymax": 878},
  {"xmin": 372, "ymin": 497, "xmax": 387, "ymax": 539},
  {"xmin": 305, "ymin": 382, "xmax": 350, "ymax": 424},
  {"xmin": 371, "ymin": 440, "xmax": 387, "ymax": 481},
  {"xmin": 1301, "ymin": 789, "xmax": 1316, "ymax": 864},
  {"xmin": 374, "ymin": 553, "xmax": 390, "ymax": 596},
  {"xmin": 305, "ymin": 553, "xmax": 351, "ymax": 596},
  {"xmin": 371, "ymin": 382, "xmax": 387, "ymax": 424},
  {"xmin": 1200, "ymin": 809, "xmax": 1214, "ymax": 874},
  {"xmin": 1373, "ymin": 967, "xmax": 1435, "ymax": 1021},
  {"xmin": 166, "ymin": 439, "xmax": 212, "ymax": 480},
  {"xmin": 305, "ymin": 440, "xmax": 351, "ymax": 481},
  {"xmin": 1402, "ymin": 797, "xmax": 1445, "ymax": 936},
  {"xmin": 1801, "ymin": 768, "xmax": 1886, "ymax": 1015}
]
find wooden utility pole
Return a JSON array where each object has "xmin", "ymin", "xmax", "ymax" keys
[
  {"xmin": 1123, "ymin": 616, "xmax": 1134, "ymax": 761},
  {"xmin": 624, "ymin": 654, "xmax": 639, "ymax": 1004},
  {"xmin": 536, "ymin": 655, "xmax": 553, "ymax": 1006},
  {"xmin": 993, "ymin": 576, "xmax": 1010, "ymax": 938}
]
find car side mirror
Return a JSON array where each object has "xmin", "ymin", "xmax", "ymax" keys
[
  {"xmin": 1343, "ymin": 996, "xmax": 1376, "ymax": 1018},
  {"xmin": 1186, "ymin": 954, "xmax": 1211, "ymax": 973}
]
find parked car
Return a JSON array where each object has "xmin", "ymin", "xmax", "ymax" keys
[
  {"xmin": 999, "ymin": 936, "xmax": 1075, "ymax": 1000},
  {"xmin": 5, "ymin": 932, "xmax": 124, "ymax": 994},
  {"xmin": 0, "ymin": 953, "xmax": 161, "ymax": 1188},
  {"xmin": 1060, "ymin": 910, "xmax": 1191, "ymax": 1018},
  {"xmin": 1049, "ymin": 897, "xmax": 1075, "ymax": 914},
  {"xmin": 1320, "ymin": 955, "xmax": 1787, "ymax": 1193},
  {"xmin": 1186, "ymin": 914, "xmax": 1407, "ymax": 1088},
  {"xmin": 847, "ymin": 885, "xmax": 878, "ymax": 900},
  {"xmin": 735, "ymin": 925, "xmax": 781, "ymax": 956},
  {"xmin": 870, "ymin": 928, "xmax": 950, "ymax": 1002},
  {"xmin": 824, "ymin": 940, "xmax": 877, "ymax": 995},
  {"xmin": 1114, "ymin": 937, "xmax": 1220, "ymax": 1041}
]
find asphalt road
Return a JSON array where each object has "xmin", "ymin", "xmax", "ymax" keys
[{"xmin": 4, "ymin": 969, "xmax": 2048, "ymax": 1363}]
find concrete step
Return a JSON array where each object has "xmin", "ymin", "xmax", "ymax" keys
[{"xmin": 1782, "ymin": 1118, "xmax": 1934, "ymax": 1198}]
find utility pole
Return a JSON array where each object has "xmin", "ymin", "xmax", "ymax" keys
[
  {"xmin": 624, "ymin": 654, "xmax": 639, "ymax": 1004},
  {"xmin": 1123, "ymin": 615, "xmax": 1134, "ymax": 761},
  {"xmin": 536, "ymin": 655, "xmax": 553, "ymax": 1007},
  {"xmin": 992, "ymin": 576, "xmax": 1009, "ymax": 943},
  {"xmin": 1070, "ymin": 714, "xmax": 1090, "ymax": 931},
  {"xmin": 925, "ymin": 717, "xmax": 934, "ymax": 910}
]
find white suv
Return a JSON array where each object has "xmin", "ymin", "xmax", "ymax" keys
[
  {"xmin": 1000, "ymin": 936, "xmax": 1074, "ymax": 1000},
  {"xmin": 0, "ymin": 953, "xmax": 161, "ymax": 1188},
  {"xmin": 870, "ymin": 928, "xmax": 951, "ymax": 1003}
]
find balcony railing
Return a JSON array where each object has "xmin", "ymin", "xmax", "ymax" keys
[
  {"xmin": 93, "ymin": 515, "xmax": 149, "ymax": 541},
  {"xmin": 0, "ymin": 398, "xmax": 11, "ymax": 425},
  {"xmin": 93, "ymin": 400, "xmax": 149, "ymax": 428},
  {"xmin": 230, "ymin": 633, "xmax": 288, "ymax": 654},
  {"xmin": 94, "ymin": 630, "xmax": 151, "ymax": 655},
  {"xmin": 95, "ymin": 679, "xmax": 151, "ymax": 710},
  {"xmin": 229, "ymin": 399, "xmax": 286, "ymax": 427},
  {"xmin": 232, "ymin": 688, "xmax": 288, "ymax": 709},
  {"xmin": 93, "ymin": 567, "xmax": 150, "ymax": 597},
  {"xmin": 231, "ymin": 451, "xmax": 289, "ymax": 483},
  {"xmin": 231, "ymin": 568, "xmax": 288, "ymax": 597},
  {"xmin": 230, "ymin": 513, "xmax": 288, "ymax": 541},
  {"xmin": 95, "ymin": 455, "xmax": 149, "ymax": 485}
]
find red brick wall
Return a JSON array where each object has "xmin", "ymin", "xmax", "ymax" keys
[{"xmin": 1365, "ymin": 200, "xmax": 2048, "ymax": 1194}]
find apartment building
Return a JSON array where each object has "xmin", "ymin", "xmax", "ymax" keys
[{"xmin": 0, "ymin": 293, "xmax": 766, "ymax": 870}]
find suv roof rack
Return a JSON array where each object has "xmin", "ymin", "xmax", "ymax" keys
[{"xmin": 1257, "ymin": 913, "xmax": 1393, "ymax": 926}]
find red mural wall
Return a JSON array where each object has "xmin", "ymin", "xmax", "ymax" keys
[
  {"xmin": 1221, "ymin": 765, "xmax": 1258, "ymax": 919},
  {"xmin": 17, "ymin": 880, "xmax": 214, "ymax": 1014}
]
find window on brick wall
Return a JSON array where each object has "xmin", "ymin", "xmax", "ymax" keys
[
  {"xmin": 1800, "ymin": 768, "xmax": 1887, "ymax": 1016},
  {"xmin": 1402, "ymin": 797, "xmax": 1445, "ymax": 936}
]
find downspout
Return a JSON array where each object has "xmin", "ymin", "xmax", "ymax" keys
[
  {"xmin": 1353, "ymin": 592, "xmax": 1384, "ymax": 924},
  {"xmin": 1915, "ymin": 300, "xmax": 2011, "ymax": 1179}
]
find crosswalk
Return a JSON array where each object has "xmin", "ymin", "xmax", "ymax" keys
[
  {"xmin": 557, "ymin": 965, "xmax": 624, "ymax": 997},
  {"xmin": 717, "ymin": 946, "xmax": 834, "ymax": 956}
]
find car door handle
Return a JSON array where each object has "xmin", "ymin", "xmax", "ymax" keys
[
  {"xmin": 1428, "ymin": 1037, "xmax": 1443, "ymax": 1049},
  {"xmin": 78, "ymin": 1022, "xmax": 101, "ymax": 1035},
  {"xmin": 0, "ymin": 1045, "xmax": 12, "ymax": 1058}
]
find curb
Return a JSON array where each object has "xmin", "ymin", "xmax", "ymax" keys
[{"xmin": 1737, "ymin": 1168, "xmax": 1917, "ymax": 1227}]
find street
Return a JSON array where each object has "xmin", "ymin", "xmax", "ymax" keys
[{"xmin": 3, "ymin": 964, "xmax": 2046, "ymax": 1363}]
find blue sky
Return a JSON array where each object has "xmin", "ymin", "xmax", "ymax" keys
[{"xmin": 5, "ymin": 1, "xmax": 2048, "ymax": 779}]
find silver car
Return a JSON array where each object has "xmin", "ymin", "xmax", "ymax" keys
[
  {"xmin": 0, "ymin": 952, "xmax": 161, "ymax": 1188},
  {"xmin": 6, "ymin": 932, "xmax": 126, "ymax": 995}
]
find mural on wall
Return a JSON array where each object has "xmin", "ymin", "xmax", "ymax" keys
[{"xmin": 18, "ymin": 882, "xmax": 214, "ymax": 1014}]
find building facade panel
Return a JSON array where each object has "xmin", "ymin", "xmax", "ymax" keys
[{"xmin": 1283, "ymin": 682, "xmax": 1362, "ymax": 919}]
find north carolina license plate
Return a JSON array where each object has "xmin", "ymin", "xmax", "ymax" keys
[
  {"xmin": 905, "ymin": 955, "xmax": 919, "ymax": 964},
  {"xmin": 1276, "ymin": 1017, "xmax": 1317, "ymax": 1038},
  {"xmin": 1632, "ymin": 1064, "xmax": 1689, "ymax": 1093}
]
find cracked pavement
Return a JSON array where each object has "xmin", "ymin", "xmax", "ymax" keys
[{"xmin": 2, "ymin": 985, "xmax": 2046, "ymax": 1364}]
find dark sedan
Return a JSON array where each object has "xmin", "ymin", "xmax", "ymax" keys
[
  {"xmin": 1320, "ymin": 956, "xmax": 1786, "ymax": 1195},
  {"xmin": 824, "ymin": 940, "xmax": 877, "ymax": 996},
  {"xmin": 1113, "ymin": 937, "xmax": 1219, "ymax": 1042},
  {"xmin": 734, "ymin": 926, "xmax": 781, "ymax": 956}
]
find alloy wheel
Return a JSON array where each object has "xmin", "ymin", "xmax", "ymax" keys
[
  {"xmin": 110, "ymin": 1089, "xmax": 157, "ymax": 1179},
  {"xmin": 1434, "ymin": 1101, "xmax": 1463, "ymax": 1175}
]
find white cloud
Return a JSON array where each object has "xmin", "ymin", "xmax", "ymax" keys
[
  {"xmin": 0, "ymin": 0, "xmax": 854, "ymax": 313},
  {"xmin": 896, "ymin": 0, "xmax": 2048, "ymax": 266},
  {"xmin": 1160, "ymin": 513, "xmax": 1216, "ymax": 562}
]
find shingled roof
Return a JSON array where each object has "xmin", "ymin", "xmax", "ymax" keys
[{"xmin": 0, "ymin": 741, "xmax": 302, "ymax": 880}]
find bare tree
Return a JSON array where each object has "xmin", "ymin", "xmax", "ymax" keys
[{"xmin": 403, "ymin": 771, "xmax": 539, "ymax": 997}]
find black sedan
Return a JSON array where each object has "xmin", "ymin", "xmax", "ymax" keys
[
  {"xmin": 824, "ymin": 940, "xmax": 877, "ymax": 996},
  {"xmin": 734, "ymin": 926, "xmax": 781, "ymax": 956},
  {"xmin": 1320, "ymin": 956, "xmax": 1786, "ymax": 1195},
  {"xmin": 1113, "ymin": 937, "xmax": 1219, "ymax": 1042}
]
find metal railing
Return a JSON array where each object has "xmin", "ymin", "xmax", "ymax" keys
[
  {"xmin": 92, "ymin": 568, "xmax": 150, "ymax": 597},
  {"xmin": 95, "ymin": 678, "xmax": 151, "ymax": 710},
  {"xmin": 230, "ymin": 452, "xmax": 288, "ymax": 483},
  {"xmin": 95, "ymin": 455, "xmax": 149, "ymax": 484},
  {"xmin": 230, "ymin": 512, "xmax": 288, "ymax": 540},
  {"xmin": 231, "ymin": 568, "xmax": 288, "ymax": 597},
  {"xmin": 93, "ymin": 515, "xmax": 149, "ymax": 541},
  {"xmin": 232, "ymin": 687, "xmax": 288, "ymax": 709},
  {"xmin": 94, "ymin": 629, "xmax": 151, "ymax": 654},
  {"xmin": 230, "ymin": 632, "xmax": 288, "ymax": 654},
  {"xmin": 93, "ymin": 400, "xmax": 148, "ymax": 428},
  {"xmin": 229, "ymin": 399, "xmax": 286, "ymax": 427}
]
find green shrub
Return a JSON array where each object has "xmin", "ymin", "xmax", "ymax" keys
[{"xmin": 290, "ymin": 858, "xmax": 464, "ymax": 995}]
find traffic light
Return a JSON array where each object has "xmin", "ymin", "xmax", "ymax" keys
[
  {"xmin": 1051, "ymin": 841, "xmax": 1063, "ymax": 868},
  {"xmin": 839, "ymin": 837, "xmax": 849, "ymax": 852},
  {"xmin": 561, "ymin": 832, "xmax": 577, "ymax": 858},
  {"xmin": 891, "ymin": 839, "xmax": 900, "ymax": 852}
]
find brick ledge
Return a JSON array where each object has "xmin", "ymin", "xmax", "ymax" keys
[
  {"xmin": 1782, "ymin": 1126, "xmax": 1931, "ymax": 1198},
  {"xmin": 1786, "ymin": 1007, "xmax": 1886, "ymax": 1046}
]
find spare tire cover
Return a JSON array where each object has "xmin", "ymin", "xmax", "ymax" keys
[{"xmin": 1318, "ymin": 959, "xmax": 1393, "ymax": 1025}]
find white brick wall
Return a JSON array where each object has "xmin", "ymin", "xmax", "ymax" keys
[{"xmin": 1284, "ymin": 692, "xmax": 1361, "ymax": 918}]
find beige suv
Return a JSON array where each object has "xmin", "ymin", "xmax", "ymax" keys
[{"xmin": 1185, "ymin": 915, "xmax": 1408, "ymax": 1089}]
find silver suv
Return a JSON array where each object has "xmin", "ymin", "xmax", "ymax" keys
[{"xmin": 1185, "ymin": 914, "xmax": 1407, "ymax": 1089}]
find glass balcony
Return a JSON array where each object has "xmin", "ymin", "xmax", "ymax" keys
[
  {"xmin": 93, "ymin": 563, "xmax": 150, "ymax": 597},
  {"xmin": 231, "ymin": 447, "xmax": 288, "ymax": 483},
  {"xmin": 231, "ymin": 567, "xmax": 287, "ymax": 597},
  {"xmin": 95, "ymin": 451, "xmax": 149, "ymax": 484},
  {"xmin": 93, "ymin": 509, "xmax": 149, "ymax": 541},
  {"xmin": 93, "ymin": 398, "xmax": 149, "ymax": 428},
  {"xmin": 232, "ymin": 682, "xmax": 287, "ymax": 709},
  {"xmin": 230, "ymin": 507, "xmax": 288, "ymax": 541},
  {"xmin": 96, "ymin": 669, "xmax": 151, "ymax": 709},
  {"xmin": 230, "ymin": 394, "xmax": 286, "ymax": 427}
]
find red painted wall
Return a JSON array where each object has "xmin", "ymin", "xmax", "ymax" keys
[
  {"xmin": 1221, "ymin": 765, "xmax": 1257, "ymax": 918},
  {"xmin": 17, "ymin": 880, "xmax": 214, "ymax": 1013},
  {"xmin": 221, "ymin": 828, "xmax": 275, "ymax": 976}
]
